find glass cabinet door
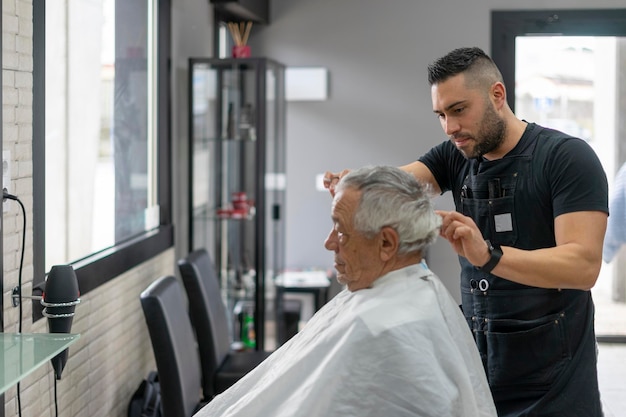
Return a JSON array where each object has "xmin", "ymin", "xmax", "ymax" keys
[{"xmin": 189, "ymin": 57, "xmax": 286, "ymax": 350}]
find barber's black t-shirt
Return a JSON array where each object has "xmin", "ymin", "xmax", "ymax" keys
[{"xmin": 419, "ymin": 122, "xmax": 608, "ymax": 250}]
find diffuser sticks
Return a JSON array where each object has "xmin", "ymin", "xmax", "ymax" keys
[{"xmin": 228, "ymin": 21, "xmax": 252, "ymax": 57}]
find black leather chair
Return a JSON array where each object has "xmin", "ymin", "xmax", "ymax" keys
[
  {"xmin": 140, "ymin": 275, "xmax": 206, "ymax": 417},
  {"xmin": 177, "ymin": 249, "xmax": 272, "ymax": 400}
]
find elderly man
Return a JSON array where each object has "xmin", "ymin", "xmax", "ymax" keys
[{"xmin": 194, "ymin": 165, "xmax": 496, "ymax": 417}]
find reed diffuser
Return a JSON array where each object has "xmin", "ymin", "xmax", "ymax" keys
[{"xmin": 228, "ymin": 21, "xmax": 252, "ymax": 58}]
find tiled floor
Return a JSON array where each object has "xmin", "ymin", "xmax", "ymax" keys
[{"xmin": 598, "ymin": 343, "xmax": 626, "ymax": 417}]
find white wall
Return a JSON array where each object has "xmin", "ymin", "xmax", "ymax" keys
[{"xmin": 249, "ymin": 0, "xmax": 626, "ymax": 300}]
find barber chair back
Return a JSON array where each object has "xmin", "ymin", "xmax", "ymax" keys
[
  {"xmin": 177, "ymin": 249, "xmax": 271, "ymax": 399},
  {"xmin": 140, "ymin": 275, "xmax": 204, "ymax": 417}
]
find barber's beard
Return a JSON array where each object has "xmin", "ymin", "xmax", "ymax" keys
[{"xmin": 467, "ymin": 104, "xmax": 506, "ymax": 159}]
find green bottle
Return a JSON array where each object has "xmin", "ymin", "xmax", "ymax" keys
[{"xmin": 241, "ymin": 308, "xmax": 256, "ymax": 349}]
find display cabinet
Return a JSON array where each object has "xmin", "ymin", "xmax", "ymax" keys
[{"xmin": 188, "ymin": 57, "xmax": 286, "ymax": 350}]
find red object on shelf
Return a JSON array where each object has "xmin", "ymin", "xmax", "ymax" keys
[
  {"xmin": 232, "ymin": 45, "xmax": 251, "ymax": 58},
  {"xmin": 232, "ymin": 192, "xmax": 253, "ymax": 211},
  {"xmin": 217, "ymin": 192, "xmax": 256, "ymax": 219}
]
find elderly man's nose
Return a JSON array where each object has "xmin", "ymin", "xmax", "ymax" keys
[{"xmin": 324, "ymin": 230, "xmax": 338, "ymax": 250}]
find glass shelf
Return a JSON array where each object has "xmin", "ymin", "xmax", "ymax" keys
[{"xmin": 0, "ymin": 333, "xmax": 80, "ymax": 394}]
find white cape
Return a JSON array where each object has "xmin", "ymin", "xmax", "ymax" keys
[{"xmin": 194, "ymin": 263, "xmax": 496, "ymax": 417}]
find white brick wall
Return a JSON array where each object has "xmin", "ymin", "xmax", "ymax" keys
[{"xmin": 2, "ymin": 1, "xmax": 175, "ymax": 416}]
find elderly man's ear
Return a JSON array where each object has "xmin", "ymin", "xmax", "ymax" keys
[{"xmin": 379, "ymin": 226, "xmax": 399, "ymax": 261}]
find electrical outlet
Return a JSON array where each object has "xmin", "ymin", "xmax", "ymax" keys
[{"xmin": 3, "ymin": 150, "xmax": 11, "ymax": 212}]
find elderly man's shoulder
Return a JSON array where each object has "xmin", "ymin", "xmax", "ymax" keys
[{"xmin": 350, "ymin": 268, "xmax": 459, "ymax": 337}]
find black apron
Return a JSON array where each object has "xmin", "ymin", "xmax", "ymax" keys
[{"xmin": 458, "ymin": 126, "xmax": 602, "ymax": 417}]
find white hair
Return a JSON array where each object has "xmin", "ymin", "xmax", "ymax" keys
[{"xmin": 335, "ymin": 165, "xmax": 442, "ymax": 255}]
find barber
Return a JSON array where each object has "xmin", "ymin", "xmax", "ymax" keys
[{"xmin": 325, "ymin": 47, "xmax": 607, "ymax": 417}]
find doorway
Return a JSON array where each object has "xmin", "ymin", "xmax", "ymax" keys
[
  {"xmin": 514, "ymin": 35, "xmax": 626, "ymax": 338},
  {"xmin": 493, "ymin": 9, "xmax": 626, "ymax": 341}
]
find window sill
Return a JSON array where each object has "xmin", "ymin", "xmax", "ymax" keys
[{"xmin": 32, "ymin": 224, "xmax": 174, "ymax": 322}]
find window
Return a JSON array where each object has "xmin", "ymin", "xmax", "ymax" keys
[{"xmin": 33, "ymin": 0, "xmax": 172, "ymax": 304}]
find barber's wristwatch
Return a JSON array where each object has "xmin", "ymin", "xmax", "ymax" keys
[{"xmin": 477, "ymin": 240, "xmax": 502, "ymax": 273}]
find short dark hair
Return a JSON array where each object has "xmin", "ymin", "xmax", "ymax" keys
[{"xmin": 427, "ymin": 47, "xmax": 503, "ymax": 88}]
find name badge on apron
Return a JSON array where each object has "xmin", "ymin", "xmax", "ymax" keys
[{"xmin": 494, "ymin": 213, "xmax": 513, "ymax": 232}]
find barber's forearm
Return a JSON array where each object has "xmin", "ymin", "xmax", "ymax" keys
[{"xmin": 490, "ymin": 244, "xmax": 601, "ymax": 290}]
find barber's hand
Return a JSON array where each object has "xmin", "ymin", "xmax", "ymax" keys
[
  {"xmin": 436, "ymin": 210, "xmax": 491, "ymax": 267},
  {"xmin": 323, "ymin": 169, "xmax": 351, "ymax": 197}
]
